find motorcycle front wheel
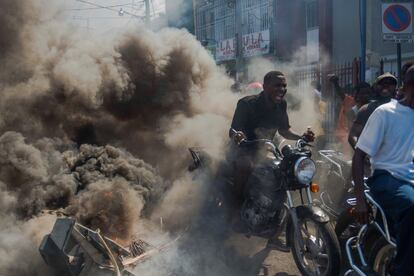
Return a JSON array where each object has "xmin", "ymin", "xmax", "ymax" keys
[{"xmin": 287, "ymin": 215, "xmax": 341, "ymax": 276}]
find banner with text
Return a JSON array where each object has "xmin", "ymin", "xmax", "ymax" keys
[
  {"xmin": 216, "ymin": 38, "xmax": 236, "ymax": 62},
  {"xmin": 242, "ymin": 30, "xmax": 270, "ymax": 57}
]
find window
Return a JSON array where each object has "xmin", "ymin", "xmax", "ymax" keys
[
  {"xmin": 260, "ymin": 5, "xmax": 270, "ymax": 31},
  {"xmin": 224, "ymin": 18, "xmax": 235, "ymax": 39}
]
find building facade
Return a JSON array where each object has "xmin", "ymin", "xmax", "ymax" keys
[
  {"xmin": 332, "ymin": 0, "xmax": 414, "ymax": 80},
  {"xmin": 194, "ymin": 0, "xmax": 274, "ymax": 76},
  {"xmin": 194, "ymin": 0, "xmax": 414, "ymax": 81}
]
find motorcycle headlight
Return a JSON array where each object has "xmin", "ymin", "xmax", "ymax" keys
[{"xmin": 294, "ymin": 157, "xmax": 316, "ymax": 184}]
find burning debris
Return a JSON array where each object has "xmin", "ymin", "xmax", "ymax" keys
[
  {"xmin": 39, "ymin": 218, "xmax": 181, "ymax": 276},
  {"xmin": 0, "ymin": 131, "xmax": 172, "ymax": 275}
]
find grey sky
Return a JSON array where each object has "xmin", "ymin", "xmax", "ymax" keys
[{"xmin": 57, "ymin": 0, "xmax": 165, "ymax": 34}]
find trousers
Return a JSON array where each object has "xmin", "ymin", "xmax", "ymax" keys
[{"xmin": 369, "ymin": 170, "xmax": 414, "ymax": 276}]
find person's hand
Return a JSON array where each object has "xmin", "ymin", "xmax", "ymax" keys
[
  {"xmin": 328, "ymin": 74, "xmax": 339, "ymax": 84},
  {"xmin": 233, "ymin": 131, "xmax": 247, "ymax": 145},
  {"xmin": 354, "ymin": 196, "xmax": 369, "ymax": 224},
  {"xmin": 302, "ymin": 129, "xmax": 315, "ymax": 143}
]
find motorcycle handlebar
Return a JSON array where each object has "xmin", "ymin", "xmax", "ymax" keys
[
  {"xmin": 239, "ymin": 139, "xmax": 281, "ymax": 157},
  {"xmin": 230, "ymin": 128, "xmax": 310, "ymax": 155}
]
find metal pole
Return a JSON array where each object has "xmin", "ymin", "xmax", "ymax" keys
[
  {"xmin": 397, "ymin": 43, "xmax": 402, "ymax": 86},
  {"xmin": 360, "ymin": 0, "xmax": 367, "ymax": 82},
  {"xmin": 235, "ymin": 0, "xmax": 243, "ymax": 82},
  {"xmin": 145, "ymin": 0, "xmax": 150, "ymax": 25}
]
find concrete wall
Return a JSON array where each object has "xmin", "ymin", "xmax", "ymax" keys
[
  {"xmin": 274, "ymin": 0, "xmax": 306, "ymax": 61},
  {"xmin": 332, "ymin": 0, "xmax": 360, "ymax": 64}
]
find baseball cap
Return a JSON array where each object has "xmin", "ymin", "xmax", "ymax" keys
[{"xmin": 374, "ymin": 72, "xmax": 397, "ymax": 86}]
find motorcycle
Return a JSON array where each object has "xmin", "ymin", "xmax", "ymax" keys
[
  {"xmin": 341, "ymin": 186, "xmax": 396, "ymax": 276},
  {"xmin": 314, "ymin": 149, "xmax": 353, "ymax": 219},
  {"xmin": 189, "ymin": 133, "xmax": 341, "ymax": 276}
]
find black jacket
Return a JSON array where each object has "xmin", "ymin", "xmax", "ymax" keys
[{"xmin": 231, "ymin": 92, "xmax": 290, "ymax": 141}]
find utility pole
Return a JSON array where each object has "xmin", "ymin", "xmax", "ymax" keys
[
  {"xmin": 397, "ymin": 43, "xmax": 402, "ymax": 86},
  {"xmin": 360, "ymin": 0, "xmax": 367, "ymax": 82},
  {"xmin": 145, "ymin": 0, "xmax": 151, "ymax": 25},
  {"xmin": 235, "ymin": 0, "xmax": 243, "ymax": 82}
]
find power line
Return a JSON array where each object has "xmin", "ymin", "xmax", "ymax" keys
[
  {"xmin": 124, "ymin": 0, "xmax": 136, "ymax": 28},
  {"xmin": 72, "ymin": 16, "xmax": 138, "ymax": 20},
  {"xmin": 64, "ymin": 2, "xmax": 140, "ymax": 11},
  {"xmin": 75, "ymin": 0, "xmax": 145, "ymax": 19}
]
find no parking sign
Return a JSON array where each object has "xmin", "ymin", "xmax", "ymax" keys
[{"xmin": 382, "ymin": 2, "xmax": 413, "ymax": 42}]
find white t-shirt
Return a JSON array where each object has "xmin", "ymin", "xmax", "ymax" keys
[{"xmin": 356, "ymin": 100, "xmax": 414, "ymax": 184}]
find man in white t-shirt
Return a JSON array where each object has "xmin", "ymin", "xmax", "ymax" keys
[{"xmin": 353, "ymin": 65, "xmax": 414, "ymax": 275}]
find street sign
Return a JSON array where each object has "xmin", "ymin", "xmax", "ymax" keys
[{"xmin": 382, "ymin": 3, "xmax": 413, "ymax": 43}]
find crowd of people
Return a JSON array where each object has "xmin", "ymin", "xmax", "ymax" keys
[
  {"xmin": 352, "ymin": 63, "xmax": 414, "ymax": 275},
  {"xmin": 310, "ymin": 68, "xmax": 411, "ymax": 158},
  {"xmin": 229, "ymin": 61, "xmax": 414, "ymax": 275}
]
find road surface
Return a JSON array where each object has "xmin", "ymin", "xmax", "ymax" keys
[{"xmin": 227, "ymin": 234, "xmax": 300, "ymax": 276}]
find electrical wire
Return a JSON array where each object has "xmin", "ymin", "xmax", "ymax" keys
[
  {"xmin": 64, "ymin": 2, "xmax": 141, "ymax": 11},
  {"xmin": 72, "ymin": 16, "xmax": 138, "ymax": 20},
  {"xmin": 75, "ymin": 0, "xmax": 145, "ymax": 19}
]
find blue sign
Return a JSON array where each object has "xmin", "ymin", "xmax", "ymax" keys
[{"xmin": 383, "ymin": 4, "xmax": 412, "ymax": 32}]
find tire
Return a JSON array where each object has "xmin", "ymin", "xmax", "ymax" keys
[
  {"xmin": 287, "ymin": 213, "xmax": 341, "ymax": 276},
  {"xmin": 368, "ymin": 237, "xmax": 396, "ymax": 276}
]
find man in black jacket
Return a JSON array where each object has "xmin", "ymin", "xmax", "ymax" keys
[
  {"xmin": 229, "ymin": 71, "xmax": 313, "ymax": 199},
  {"xmin": 230, "ymin": 71, "xmax": 311, "ymax": 143}
]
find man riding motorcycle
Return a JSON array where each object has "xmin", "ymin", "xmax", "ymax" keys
[
  {"xmin": 229, "ymin": 71, "xmax": 314, "ymax": 201},
  {"xmin": 226, "ymin": 71, "xmax": 315, "ymax": 248}
]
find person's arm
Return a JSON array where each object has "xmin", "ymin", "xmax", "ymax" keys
[
  {"xmin": 329, "ymin": 74, "xmax": 346, "ymax": 100},
  {"xmin": 352, "ymin": 148, "xmax": 369, "ymax": 223},
  {"xmin": 348, "ymin": 122, "xmax": 364, "ymax": 150},
  {"xmin": 229, "ymin": 100, "xmax": 249, "ymax": 143},
  {"xmin": 334, "ymin": 82, "xmax": 346, "ymax": 101},
  {"xmin": 352, "ymin": 108, "xmax": 386, "ymax": 223},
  {"xmin": 279, "ymin": 128, "xmax": 302, "ymax": 140},
  {"xmin": 348, "ymin": 105, "xmax": 369, "ymax": 150},
  {"xmin": 278, "ymin": 100, "xmax": 314, "ymax": 141},
  {"xmin": 277, "ymin": 101, "xmax": 301, "ymax": 140}
]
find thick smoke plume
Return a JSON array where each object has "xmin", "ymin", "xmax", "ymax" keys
[
  {"xmin": 0, "ymin": 0, "xmax": 326, "ymax": 275},
  {"xmin": 0, "ymin": 0, "xmax": 239, "ymax": 274}
]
